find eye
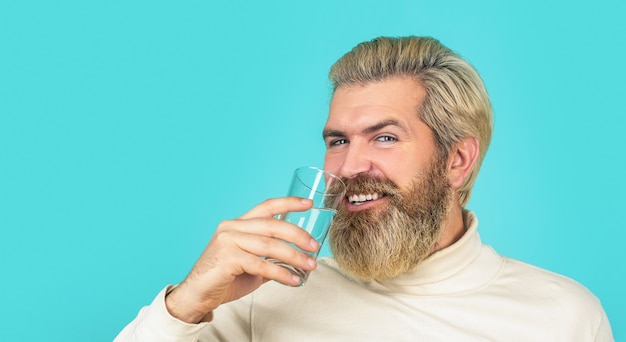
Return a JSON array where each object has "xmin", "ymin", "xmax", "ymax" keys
[
  {"xmin": 328, "ymin": 138, "xmax": 348, "ymax": 147},
  {"xmin": 375, "ymin": 135, "xmax": 397, "ymax": 143}
]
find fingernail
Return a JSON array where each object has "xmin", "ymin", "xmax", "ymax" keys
[
  {"xmin": 291, "ymin": 275, "xmax": 302, "ymax": 285},
  {"xmin": 300, "ymin": 198, "xmax": 312, "ymax": 205},
  {"xmin": 307, "ymin": 257, "xmax": 316, "ymax": 268},
  {"xmin": 310, "ymin": 239, "xmax": 319, "ymax": 250}
]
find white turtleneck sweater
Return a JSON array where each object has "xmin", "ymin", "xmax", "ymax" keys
[{"xmin": 115, "ymin": 211, "xmax": 613, "ymax": 341}]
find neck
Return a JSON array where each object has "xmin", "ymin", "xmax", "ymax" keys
[{"xmin": 431, "ymin": 202, "xmax": 466, "ymax": 253}]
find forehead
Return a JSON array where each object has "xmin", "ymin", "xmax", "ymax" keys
[{"xmin": 325, "ymin": 77, "xmax": 427, "ymax": 130}]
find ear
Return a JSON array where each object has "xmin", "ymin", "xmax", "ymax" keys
[{"xmin": 447, "ymin": 137, "xmax": 480, "ymax": 189}]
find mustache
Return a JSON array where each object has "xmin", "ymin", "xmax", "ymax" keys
[{"xmin": 329, "ymin": 175, "xmax": 402, "ymax": 199}]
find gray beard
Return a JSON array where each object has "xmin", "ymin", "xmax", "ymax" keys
[{"xmin": 328, "ymin": 156, "xmax": 452, "ymax": 281}]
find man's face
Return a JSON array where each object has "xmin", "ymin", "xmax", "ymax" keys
[
  {"xmin": 323, "ymin": 77, "xmax": 452, "ymax": 281},
  {"xmin": 323, "ymin": 77, "xmax": 439, "ymax": 196}
]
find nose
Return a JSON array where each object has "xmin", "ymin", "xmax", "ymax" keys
[{"xmin": 336, "ymin": 142, "xmax": 373, "ymax": 179}]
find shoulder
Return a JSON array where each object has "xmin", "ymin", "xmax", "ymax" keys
[
  {"xmin": 492, "ymin": 251, "xmax": 608, "ymax": 329},
  {"xmin": 499, "ymin": 254, "xmax": 599, "ymax": 304},
  {"xmin": 472, "ymin": 247, "xmax": 613, "ymax": 339}
]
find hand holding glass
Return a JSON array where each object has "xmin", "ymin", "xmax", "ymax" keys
[{"xmin": 267, "ymin": 167, "xmax": 345, "ymax": 286}]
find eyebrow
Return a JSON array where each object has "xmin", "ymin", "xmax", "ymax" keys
[{"xmin": 322, "ymin": 119, "xmax": 408, "ymax": 139}]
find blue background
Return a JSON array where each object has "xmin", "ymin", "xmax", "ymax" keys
[{"xmin": 1, "ymin": 0, "xmax": 624, "ymax": 340}]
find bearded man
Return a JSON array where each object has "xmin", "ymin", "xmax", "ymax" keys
[{"xmin": 116, "ymin": 36, "xmax": 613, "ymax": 341}]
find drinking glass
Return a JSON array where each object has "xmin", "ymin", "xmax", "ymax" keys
[{"xmin": 267, "ymin": 166, "xmax": 345, "ymax": 286}]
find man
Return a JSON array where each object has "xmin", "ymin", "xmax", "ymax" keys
[{"xmin": 116, "ymin": 36, "xmax": 613, "ymax": 341}]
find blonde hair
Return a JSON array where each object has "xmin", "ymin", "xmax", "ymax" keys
[{"xmin": 329, "ymin": 36, "xmax": 493, "ymax": 206}]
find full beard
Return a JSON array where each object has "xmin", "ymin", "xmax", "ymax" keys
[{"xmin": 328, "ymin": 155, "xmax": 452, "ymax": 281}]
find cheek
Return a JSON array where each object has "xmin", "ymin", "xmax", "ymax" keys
[
  {"xmin": 375, "ymin": 151, "xmax": 421, "ymax": 186},
  {"xmin": 323, "ymin": 153, "xmax": 341, "ymax": 175}
]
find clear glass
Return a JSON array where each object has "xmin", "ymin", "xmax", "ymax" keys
[{"xmin": 267, "ymin": 166, "xmax": 345, "ymax": 286}]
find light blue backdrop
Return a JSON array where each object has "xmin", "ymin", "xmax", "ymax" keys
[{"xmin": 1, "ymin": 0, "xmax": 624, "ymax": 340}]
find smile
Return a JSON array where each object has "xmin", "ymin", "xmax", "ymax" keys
[{"xmin": 348, "ymin": 193, "xmax": 383, "ymax": 205}]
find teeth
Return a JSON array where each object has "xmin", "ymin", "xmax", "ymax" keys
[{"xmin": 348, "ymin": 193, "xmax": 382, "ymax": 204}]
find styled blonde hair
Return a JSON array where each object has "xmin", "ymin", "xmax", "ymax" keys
[{"xmin": 329, "ymin": 36, "xmax": 493, "ymax": 206}]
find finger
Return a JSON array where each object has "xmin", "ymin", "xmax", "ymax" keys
[
  {"xmin": 239, "ymin": 197, "xmax": 312, "ymax": 220},
  {"xmin": 237, "ymin": 252, "xmax": 307, "ymax": 287},
  {"xmin": 237, "ymin": 234, "xmax": 317, "ymax": 273},
  {"xmin": 194, "ymin": 241, "xmax": 307, "ymax": 287},
  {"xmin": 217, "ymin": 217, "xmax": 319, "ymax": 253},
  {"xmin": 212, "ymin": 229, "xmax": 317, "ymax": 271}
]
